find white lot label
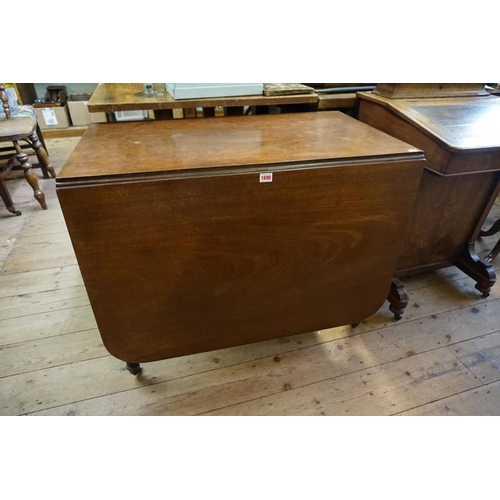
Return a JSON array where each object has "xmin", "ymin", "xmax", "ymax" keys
[
  {"xmin": 259, "ymin": 173, "xmax": 273, "ymax": 183},
  {"xmin": 42, "ymin": 108, "xmax": 58, "ymax": 126}
]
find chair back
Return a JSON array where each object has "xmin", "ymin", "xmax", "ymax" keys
[{"xmin": 0, "ymin": 84, "xmax": 11, "ymax": 118}]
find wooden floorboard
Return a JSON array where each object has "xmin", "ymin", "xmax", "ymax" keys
[
  {"xmin": 0, "ymin": 285, "xmax": 89, "ymax": 320},
  {"xmin": 27, "ymin": 298, "xmax": 500, "ymax": 416},
  {"xmin": 449, "ymin": 331, "xmax": 500, "ymax": 384},
  {"xmin": 1, "ymin": 135, "xmax": 500, "ymax": 416},
  {"xmin": 0, "ymin": 328, "xmax": 103, "ymax": 379},
  {"xmin": 0, "ymin": 265, "xmax": 83, "ymax": 300},
  {"xmin": 204, "ymin": 348, "xmax": 481, "ymax": 416},
  {"xmin": 0, "ymin": 304, "xmax": 97, "ymax": 346},
  {"xmin": 398, "ymin": 380, "xmax": 500, "ymax": 416}
]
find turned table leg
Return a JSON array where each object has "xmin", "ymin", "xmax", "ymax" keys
[
  {"xmin": 13, "ymin": 141, "xmax": 47, "ymax": 210},
  {"xmin": 387, "ymin": 277, "xmax": 408, "ymax": 320},
  {"xmin": 125, "ymin": 362, "xmax": 141, "ymax": 375}
]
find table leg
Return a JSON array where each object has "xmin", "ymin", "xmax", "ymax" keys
[
  {"xmin": 255, "ymin": 105, "xmax": 270, "ymax": 115},
  {"xmin": 479, "ymin": 218, "xmax": 500, "ymax": 237},
  {"xmin": 387, "ymin": 278, "xmax": 408, "ymax": 320},
  {"xmin": 154, "ymin": 109, "xmax": 174, "ymax": 120},
  {"xmin": 125, "ymin": 362, "xmax": 141, "ymax": 375},
  {"xmin": 485, "ymin": 238, "xmax": 500, "ymax": 263},
  {"xmin": 455, "ymin": 242, "xmax": 496, "ymax": 297},
  {"xmin": 184, "ymin": 108, "xmax": 198, "ymax": 119},
  {"xmin": 203, "ymin": 107, "xmax": 216, "ymax": 118},
  {"xmin": 224, "ymin": 107, "xmax": 244, "ymax": 116}
]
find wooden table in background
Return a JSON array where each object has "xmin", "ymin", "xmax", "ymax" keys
[
  {"xmin": 87, "ymin": 83, "xmax": 318, "ymax": 119},
  {"xmin": 87, "ymin": 83, "xmax": 361, "ymax": 119}
]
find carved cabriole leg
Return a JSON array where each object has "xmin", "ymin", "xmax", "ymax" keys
[
  {"xmin": 479, "ymin": 218, "xmax": 500, "ymax": 237},
  {"xmin": 28, "ymin": 132, "xmax": 56, "ymax": 179},
  {"xmin": 485, "ymin": 238, "xmax": 500, "ymax": 264},
  {"xmin": 125, "ymin": 362, "xmax": 141, "ymax": 375},
  {"xmin": 13, "ymin": 141, "xmax": 47, "ymax": 210},
  {"xmin": 387, "ymin": 277, "xmax": 408, "ymax": 320},
  {"xmin": 0, "ymin": 177, "xmax": 21, "ymax": 215},
  {"xmin": 456, "ymin": 242, "xmax": 497, "ymax": 297}
]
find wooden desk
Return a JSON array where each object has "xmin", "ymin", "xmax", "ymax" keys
[
  {"xmin": 57, "ymin": 112, "xmax": 424, "ymax": 374},
  {"xmin": 358, "ymin": 91, "xmax": 500, "ymax": 319},
  {"xmin": 87, "ymin": 83, "xmax": 363, "ymax": 119}
]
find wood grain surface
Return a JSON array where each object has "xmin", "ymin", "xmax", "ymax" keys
[
  {"xmin": 358, "ymin": 93, "xmax": 500, "ymax": 163},
  {"xmin": 358, "ymin": 90, "xmax": 500, "ymax": 315},
  {"xmin": 358, "ymin": 93, "xmax": 500, "ymax": 271},
  {"xmin": 396, "ymin": 168, "xmax": 500, "ymax": 272},
  {"xmin": 373, "ymin": 83, "xmax": 488, "ymax": 99},
  {"xmin": 87, "ymin": 83, "xmax": 318, "ymax": 113},
  {"xmin": 263, "ymin": 83, "xmax": 315, "ymax": 96},
  {"xmin": 57, "ymin": 112, "xmax": 421, "ymax": 182},
  {"xmin": 57, "ymin": 159, "xmax": 423, "ymax": 363},
  {"xmin": 317, "ymin": 93, "xmax": 358, "ymax": 110},
  {"xmin": 57, "ymin": 112, "xmax": 425, "ymax": 364}
]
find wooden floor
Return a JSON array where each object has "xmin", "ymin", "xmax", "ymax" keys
[{"xmin": 2, "ymin": 136, "xmax": 500, "ymax": 416}]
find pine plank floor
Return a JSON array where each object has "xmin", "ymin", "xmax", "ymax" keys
[{"xmin": 1, "ymin": 136, "xmax": 500, "ymax": 416}]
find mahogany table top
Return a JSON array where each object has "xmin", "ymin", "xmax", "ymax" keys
[{"xmin": 58, "ymin": 111, "xmax": 421, "ymax": 184}]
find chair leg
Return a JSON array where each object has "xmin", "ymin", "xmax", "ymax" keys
[
  {"xmin": 13, "ymin": 141, "xmax": 47, "ymax": 210},
  {"xmin": 36, "ymin": 123, "xmax": 48, "ymax": 152},
  {"xmin": 0, "ymin": 177, "xmax": 21, "ymax": 215},
  {"xmin": 1, "ymin": 154, "xmax": 17, "ymax": 178},
  {"xmin": 28, "ymin": 132, "xmax": 56, "ymax": 179}
]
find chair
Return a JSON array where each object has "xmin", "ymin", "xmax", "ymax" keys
[{"xmin": 0, "ymin": 84, "xmax": 55, "ymax": 214}]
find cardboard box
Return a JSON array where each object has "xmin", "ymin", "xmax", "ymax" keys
[
  {"xmin": 89, "ymin": 111, "xmax": 108, "ymax": 124},
  {"xmin": 67, "ymin": 94, "xmax": 90, "ymax": 126},
  {"xmin": 114, "ymin": 110, "xmax": 149, "ymax": 122},
  {"xmin": 166, "ymin": 83, "xmax": 263, "ymax": 100},
  {"xmin": 34, "ymin": 103, "xmax": 71, "ymax": 130},
  {"xmin": 68, "ymin": 93, "xmax": 107, "ymax": 126}
]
